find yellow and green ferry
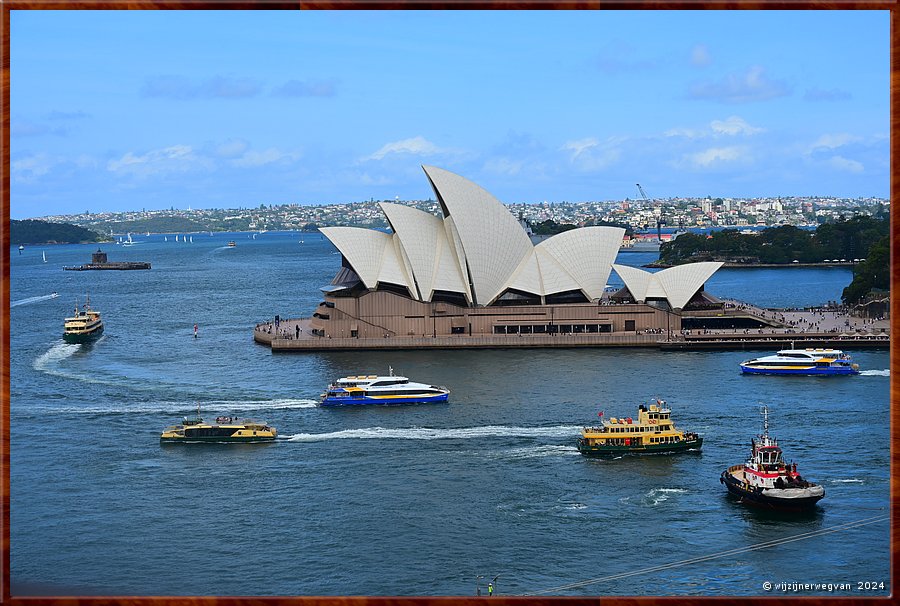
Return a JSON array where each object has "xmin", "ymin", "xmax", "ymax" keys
[
  {"xmin": 63, "ymin": 297, "xmax": 104, "ymax": 344},
  {"xmin": 578, "ymin": 400, "xmax": 702, "ymax": 457},
  {"xmin": 161, "ymin": 406, "xmax": 277, "ymax": 444}
]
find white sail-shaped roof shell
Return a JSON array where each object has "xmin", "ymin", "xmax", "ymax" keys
[
  {"xmin": 379, "ymin": 202, "xmax": 470, "ymax": 301},
  {"xmin": 654, "ymin": 262, "xmax": 723, "ymax": 310},
  {"xmin": 321, "ymin": 167, "xmax": 722, "ymax": 309},
  {"xmin": 612, "ymin": 264, "xmax": 654, "ymax": 302},
  {"xmin": 537, "ymin": 226, "xmax": 624, "ymax": 300},
  {"xmin": 320, "ymin": 226, "xmax": 415, "ymax": 296},
  {"xmin": 613, "ymin": 262, "xmax": 722, "ymax": 309},
  {"xmin": 320, "ymin": 227, "xmax": 390, "ymax": 289},
  {"xmin": 506, "ymin": 250, "xmax": 545, "ymax": 296},
  {"xmin": 423, "ymin": 165, "xmax": 533, "ymax": 305}
]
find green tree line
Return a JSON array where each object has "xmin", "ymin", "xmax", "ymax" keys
[
  {"xmin": 659, "ymin": 216, "xmax": 889, "ymax": 304},
  {"xmin": 660, "ymin": 217, "xmax": 887, "ymax": 265},
  {"xmin": 10, "ymin": 220, "xmax": 104, "ymax": 245}
]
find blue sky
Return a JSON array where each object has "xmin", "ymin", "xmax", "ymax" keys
[{"xmin": 10, "ymin": 10, "xmax": 889, "ymax": 219}]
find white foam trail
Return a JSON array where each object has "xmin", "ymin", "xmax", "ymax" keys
[
  {"xmin": 859, "ymin": 369, "xmax": 889, "ymax": 376},
  {"xmin": 30, "ymin": 398, "xmax": 320, "ymax": 415},
  {"xmin": 644, "ymin": 487, "xmax": 688, "ymax": 506},
  {"xmin": 11, "ymin": 293, "xmax": 59, "ymax": 307},
  {"xmin": 284, "ymin": 425, "xmax": 581, "ymax": 442},
  {"xmin": 503, "ymin": 445, "xmax": 581, "ymax": 459},
  {"xmin": 831, "ymin": 479, "xmax": 865, "ymax": 484},
  {"xmin": 33, "ymin": 341, "xmax": 80, "ymax": 372}
]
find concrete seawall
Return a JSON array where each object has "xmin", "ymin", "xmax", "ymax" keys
[
  {"xmin": 267, "ymin": 332, "xmax": 663, "ymax": 351},
  {"xmin": 256, "ymin": 329, "xmax": 889, "ymax": 352}
]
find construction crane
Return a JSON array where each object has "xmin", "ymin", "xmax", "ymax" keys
[
  {"xmin": 636, "ymin": 183, "xmax": 649, "ymax": 203},
  {"xmin": 636, "ymin": 183, "xmax": 665, "ymax": 242}
]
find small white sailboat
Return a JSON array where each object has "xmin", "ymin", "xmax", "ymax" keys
[
  {"xmin": 189, "ymin": 236, "xmax": 193, "ymax": 243},
  {"xmin": 42, "ymin": 251, "xmax": 47, "ymax": 263},
  {"xmin": 175, "ymin": 235, "xmax": 179, "ymax": 242},
  {"xmin": 164, "ymin": 236, "xmax": 168, "ymax": 242}
]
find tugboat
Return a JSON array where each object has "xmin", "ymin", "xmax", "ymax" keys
[
  {"xmin": 63, "ymin": 297, "xmax": 104, "ymax": 344},
  {"xmin": 720, "ymin": 406, "xmax": 824, "ymax": 511},
  {"xmin": 227, "ymin": 241, "xmax": 236, "ymax": 247},
  {"xmin": 740, "ymin": 347, "xmax": 859, "ymax": 375},
  {"xmin": 577, "ymin": 399, "xmax": 702, "ymax": 457},
  {"xmin": 321, "ymin": 367, "xmax": 449, "ymax": 406},
  {"xmin": 160, "ymin": 404, "xmax": 277, "ymax": 443}
]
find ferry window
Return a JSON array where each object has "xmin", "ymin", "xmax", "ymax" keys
[
  {"xmin": 533, "ymin": 325, "xmax": 547, "ymax": 333},
  {"xmin": 520, "ymin": 325, "xmax": 532, "ymax": 334},
  {"xmin": 625, "ymin": 320, "xmax": 636, "ymax": 331},
  {"xmin": 559, "ymin": 324, "xmax": 572, "ymax": 333},
  {"xmin": 586, "ymin": 324, "xmax": 599, "ymax": 333},
  {"xmin": 507, "ymin": 325, "xmax": 519, "ymax": 334},
  {"xmin": 451, "ymin": 326, "xmax": 465, "ymax": 334},
  {"xmin": 493, "ymin": 326, "xmax": 506, "ymax": 334},
  {"xmin": 573, "ymin": 325, "xmax": 585, "ymax": 333}
]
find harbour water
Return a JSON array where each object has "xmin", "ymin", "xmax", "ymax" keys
[{"xmin": 9, "ymin": 232, "xmax": 890, "ymax": 596}]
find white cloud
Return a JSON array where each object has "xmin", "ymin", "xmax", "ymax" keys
[
  {"xmin": 215, "ymin": 139, "xmax": 250, "ymax": 158},
  {"xmin": 141, "ymin": 75, "xmax": 262, "ymax": 99},
  {"xmin": 691, "ymin": 44, "xmax": 711, "ymax": 67},
  {"xmin": 828, "ymin": 155, "xmax": 864, "ymax": 173},
  {"xmin": 483, "ymin": 157, "xmax": 525, "ymax": 176},
  {"xmin": 561, "ymin": 137, "xmax": 599, "ymax": 159},
  {"xmin": 663, "ymin": 127, "xmax": 703, "ymax": 139},
  {"xmin": 689, "ymin": 66, "xmax": 789, "ymax": 103},
  {"xmin": 686, "ymin": 146, "xmax": 744, "ymax": 168},
  {"xmin": 364, "ymin": 136, "xmax": 444, "ymax": 161},
  {"xmin": 710, "ymin": 116, "xmax": 764, "ymax": 136},
  {"xmin": 12, "ymin": 153, "xmax": 55, "ymax": 182},
  {"xmin": 808, "ymin": 133, "xmax": 861, "ymax": 152},
  {"xmin": 232, "ymin": 148, "xmax": 298, "ymax": 168},
  {"xmin": 561, "ymin": 137, "xmax": 622, "ymax": 170},
  {"xmin": 107, "ymin": 145, "xmax": 212, "ymax": 177},
  {"xmin": 804, "ymin": 87, "xmax": 851, "ymax": 102}
]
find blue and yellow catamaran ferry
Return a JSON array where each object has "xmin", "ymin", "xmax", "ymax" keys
[
  {"xmin": 740, "ymin": 348, "xmax": 859, "ymax": 376},
  {"xmin": 578, "ymin": 400, "xmax": 702, "ymax": 457},
  {"xmin": 321, "ymin": 368, "xmax": 449, "ymax": 406}
]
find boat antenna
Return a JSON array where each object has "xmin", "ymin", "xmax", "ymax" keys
[
  {"xmin": 389, "ymin": 365, "xmax": 394, "ymax": 376},
  {"xmin": 761, "ymin": 404, "xmax": 769, "ymax": 438}
]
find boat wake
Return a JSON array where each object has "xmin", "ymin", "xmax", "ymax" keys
[
  {"xmin": 859, "ymin": 369, "xmax": 889, "ymax": 376},
  {"xmin": 830, "ymin": 478, "xmax": 865, "ymax": 484},
  {"xmin": 282, "ymin": 424, "xmax": 581, "ymax": 442},
  {"xmin": 26, "ymin": 398, "xmax": 320, "ymax": 416},
  {"xmin": 11, "ymin": 293, "xmax": 59, "ymax": 308},
  {"xmin": 501, "ymin": 445, "xmax": 581, "ymax": 459},
  {"xmin": 642, "ymin": 487, "xmax": 689, "ymax": 506},
  {"xmin": 33, "ymin": 341, "xmax": 80, "ymax": 374}
]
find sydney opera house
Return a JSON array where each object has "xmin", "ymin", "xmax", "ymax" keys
[{"xmin": 259, "ymin": 166, "xmax": 729, "ymax": 350}]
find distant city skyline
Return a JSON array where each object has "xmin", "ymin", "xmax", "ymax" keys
[{"xmin": 10, "ymin": 10, "xmax": 889, "ymax": 219}]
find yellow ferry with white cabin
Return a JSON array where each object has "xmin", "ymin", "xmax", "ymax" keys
[{"xmin": 578, "ymin": 399, "xmax": 702, "ymax": 457}]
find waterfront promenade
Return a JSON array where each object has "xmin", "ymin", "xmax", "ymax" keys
[{"xmin": 254, "ymin": 302, "xmax": 889, "ymax": 352}]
